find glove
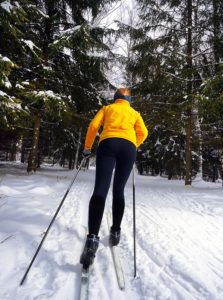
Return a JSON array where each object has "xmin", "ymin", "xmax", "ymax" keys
[{"xmin": 82, "ymin": 149, "xmax": 91, "ymax": 158}]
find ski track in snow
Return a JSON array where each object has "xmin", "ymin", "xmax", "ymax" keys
[
  {"xmin": 0, "ymin": 163, "xmax": 223, "ymax": 300},
  {"xmin": 122, "ymin": 178, "xmax": 223, "ymax": 300}
]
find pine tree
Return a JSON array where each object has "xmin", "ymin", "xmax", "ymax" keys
[
  {"xmin": 132, "ymin": 0, "xmax": 222, "ymax": 182},
  {"xmin": 0, "ymin": 0, "xmax": 32, "ymax": 129},
  {"xmin": 0, "ymin": 0, "xmax": 118, "ymax": 171},
  {"xmin": 35, "ymin": 0, "xmax": 117, "ymax": 170}
]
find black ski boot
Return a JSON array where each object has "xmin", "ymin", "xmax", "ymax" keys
[
  {"xmin": 109, "ymin": 228, "xmax": 121, "ymax": 246},
  {"xmin": 80, "ymin": 234, "xmax": 99, "ymax": 268}
]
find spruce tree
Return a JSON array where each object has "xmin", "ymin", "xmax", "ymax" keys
[{"xmin": 132, "ymin": 0, "xmax": 222, "ymax": 182}]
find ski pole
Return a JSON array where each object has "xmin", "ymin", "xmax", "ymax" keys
[
  {"xmin": 20, "ymin": 158, "xmax": 86, "ymax": 286},
  {"xmin": 132, "ymin": 165, "xmax": 137, "ymax": 278}
]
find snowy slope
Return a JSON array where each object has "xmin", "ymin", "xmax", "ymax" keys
[{"xmin": 0, "ymin": 162, "xmax": 223, "ymax": 300}]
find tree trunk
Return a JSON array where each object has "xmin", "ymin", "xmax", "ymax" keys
[
  {"xmin": 185, "ymin": 0, "xmax": 193, "ymax": 186},
  {"xmin": 194, "ymin": 2, "xmax": 203, "ymax": 179},
  {"xmin": 21, "ymin": 138, "xmax": 25, "ymax": 163},
  {"xmin": 74, "ymin": 129, "xmax": 82, "ymax": 169},
  {"xmin": 68, "ymin": 148, "xmax": 73, "ymax": 170},
  {"xmin": 212, "ymin": 164, "xmax": 217, "ymax": 182},
  {"xmin": 10, "ymin": 143, "xmax": 16, "ymax": 161},
  {"xmin": 60, "ymin": 150, "xmax": 66, "ymax": 167},
  {"xmin": 221, "ymin": 152, "xmax": 223, "ymax": 186},
  {"xmin": 27, "ymin": 112, "xmax": 41, "ymax": 173},
  {"xmin": 212, "ymin": 0, "xmax": 220, "ymax": 73}
]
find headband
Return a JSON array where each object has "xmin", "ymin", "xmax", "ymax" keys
[{"xmin": 114, "ymin": 93, "xmax": 132, "ymax": 102}]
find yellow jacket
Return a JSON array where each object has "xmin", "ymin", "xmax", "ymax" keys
[{"xmin": 84, "ymin": 99, "xmax": 148, "ymax": 149}]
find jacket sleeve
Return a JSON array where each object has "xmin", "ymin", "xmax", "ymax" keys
[
  {"xmin": 84, "ymin": 107, "xmax": 105, "ymax": 150},
  {"xmin": 134, "ymin": 113, "xmax": 148, "ymax": 148}
]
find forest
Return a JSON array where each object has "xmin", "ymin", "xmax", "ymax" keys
[{"xmin": 0, "ymin": 0, "xmax": 223, "ymax": 185}]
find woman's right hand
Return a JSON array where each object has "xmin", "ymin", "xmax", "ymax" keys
[{"xmin": 82, "ymin": 149, "xmax": 91, "ymax": 158}]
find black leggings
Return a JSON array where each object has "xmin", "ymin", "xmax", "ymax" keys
[{"xmin": 88, "ymin": 138, "xmax": 136, "ymax": 235}]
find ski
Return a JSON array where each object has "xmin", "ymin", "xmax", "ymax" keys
[
  {"xmin": 79, "ymin": 266, "xmax": 90, "ymax": 300},
  {"xmin": 107, "ymin": 212, "xmax": 125, "ymax": 290}
]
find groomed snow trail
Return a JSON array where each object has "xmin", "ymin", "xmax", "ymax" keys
[
  {"xmin": 0, "ymin": 165, "xmax": 93, "ymax": 300},
  {"xmin": 0, "ymin": 163, "xmax": 223, "ymax": 300},
  {"xmin": 122, "ymin": 176, "xmax": 223, "ymax": 300}
]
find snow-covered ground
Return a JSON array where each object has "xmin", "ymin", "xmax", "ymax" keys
[{"xmin": 0, "ymin": 162, "xmax": 223, "ymax": 300}]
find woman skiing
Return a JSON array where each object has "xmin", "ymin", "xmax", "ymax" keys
[{"xmin": 80, "ymin": 88, "xmax": 148, "ymax": 268}]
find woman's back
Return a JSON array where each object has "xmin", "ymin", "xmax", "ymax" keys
[{"xmin": 100, "ymin": 99, "xmax": 140, "ymax": 145}]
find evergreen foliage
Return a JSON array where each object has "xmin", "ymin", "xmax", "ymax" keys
[
  {"xmin": 0, "ymin": 0, "xmax": 117, "ymax": 171},
  {"xmin": 0, "ymin": 0, "xmax": 222, "ymax": 182},
  {"xmin": 128, "ymin": 0, "xmax": 223, "ymax": 182}
]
